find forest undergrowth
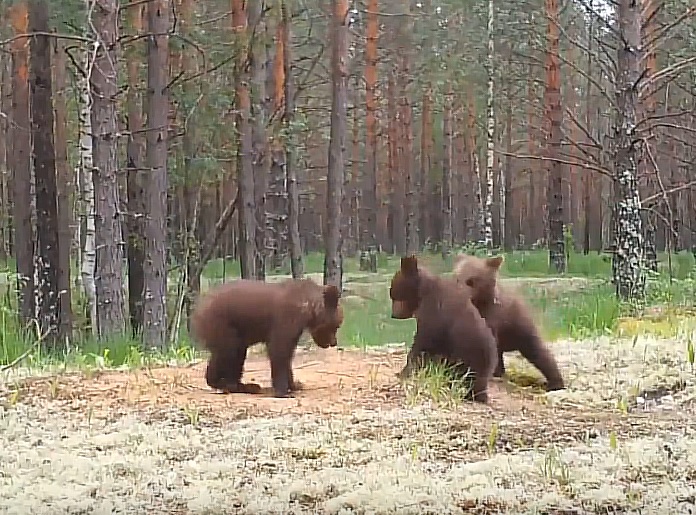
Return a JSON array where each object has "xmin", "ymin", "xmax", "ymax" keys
[
  {"xmin": 1, "ymin": 249, "xmax": 695, "ymax": 371},
  {"xmin": 1, "ymin": 249, "xmax": 696, "ymax": 513}
]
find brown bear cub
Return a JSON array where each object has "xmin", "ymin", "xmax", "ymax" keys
[
  {"xmin": 452, "ymin": 254, "xmax": 565, "ymax": 391},
  {"xmin": 190, "ymin": 278, "xmax": 344, "ymax": 398},
  {"xmin": 390, "ymin": 256, "xmax": 498, "ymax": 403}
]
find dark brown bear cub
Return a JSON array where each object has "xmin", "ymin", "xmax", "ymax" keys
[
  {"xmin": 190, "ymin": 278, "xmax": 344, "ymax": 398},
  {"xmin": 390, "ymin": 256, "xmax": 498, "ymax": 403},
  {"xmin": 452, "ymin": 254, "xmax": 565, "ymax": 391}
]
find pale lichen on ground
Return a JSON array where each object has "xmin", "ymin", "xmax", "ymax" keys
[{"xmin": 1, "ymin": 334, "xmax": 696, "ymax": 514}]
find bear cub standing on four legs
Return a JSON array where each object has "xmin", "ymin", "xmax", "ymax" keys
[
  {"xmin": 452, "ymin": 254, "xmax": 565, "ymax": 391},
  {"xmin": 190, "ymin": 278, "xmax": 344, "ymax": 398},
  {"xmin": 390, "ymin": 256, "xmax": 498, "ymax": 403}
]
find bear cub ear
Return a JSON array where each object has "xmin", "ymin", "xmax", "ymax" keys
[
  {"xmin": 400, "ymin": 255, "xmax": 419, "ymax": 276},
  {"xmin": 486, "ymin": 255, "xmax": 505, "ymax": 270},
  {"xmin": 323, "ymin": 285, "xmax": 341, "ymax": 310}
]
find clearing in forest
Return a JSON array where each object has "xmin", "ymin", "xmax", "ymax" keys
[{"xmin": 1, "ymin": 325, "xmax": 696, "ymax": 514}]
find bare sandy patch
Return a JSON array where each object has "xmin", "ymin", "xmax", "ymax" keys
[{"xmin": 1, "ymin": 336, "xmax": 696, "ymax": 513}]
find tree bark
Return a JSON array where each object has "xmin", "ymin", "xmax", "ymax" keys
[
  {"xmin": 324, "ymin": 0, "xmax": 349, "ymax": 289},
  {"xmin": 612, "ymin": 0, "xmax": 645, "ymax": 301},
  {"xmin": 90, "ymin": 0, "xmax": 127, "ymax": 337},
  {"xmin": 10, "ymin": 2, "xmax": 35, "ymax": 327},
  {"xmin": 544, "ymin": 0, "xmax": 566, "ymax": 273},
  {"xmin": 28, "ymin": 0, "xmax": 61, "ymax": 345},
  {"xmin": 143, "ymin": 0, "xmax": 170, "ymax": 348}
]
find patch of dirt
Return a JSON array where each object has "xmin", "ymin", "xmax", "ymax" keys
[{"xmin": 9, "ymin": 346, "xmax": 536, "ymax": 420}]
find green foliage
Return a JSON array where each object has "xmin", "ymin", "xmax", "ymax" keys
[{"xmin": 2, "ymin": 249, "xmax": 696, "ymax": 373}]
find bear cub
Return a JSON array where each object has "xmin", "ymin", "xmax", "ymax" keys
[
  {"xmin": 190, "ymin": 278, "xmax": 344, "ymax": 398},
  {"xmin": 390, "ymin": 256, "xmax": 498, "ymax": 403},
  {"xmin": 452, "ymin": 254, "xmax": 565, "ymax": 391}
]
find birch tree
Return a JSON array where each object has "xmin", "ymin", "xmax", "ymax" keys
[
  {"xmin": 482, "ymin": 0, "xmax": 495, "ymax": 250},
  {"xmin": 612, "ymin": 0, "xmax": 645, "ymax": 301},
  {"xmin": 78, "ymin": 0, "xmax": 98, "ymax": 336}
]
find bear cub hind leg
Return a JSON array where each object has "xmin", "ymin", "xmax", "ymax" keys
[{"xmin": 206, "ymin": 345, "xmax": 262, "ymax": 394}]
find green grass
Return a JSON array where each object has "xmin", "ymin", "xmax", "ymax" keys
[{"xmin": 1, "ymin": 249, "xmax": 695, "ymax": 371}]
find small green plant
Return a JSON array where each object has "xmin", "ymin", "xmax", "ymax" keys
[
  {"xmin": 182, "ymin": 405, "xmax": 200, "ymax": 426},
  {"xmin": 609, "ymin": 430, "xmax": 618, "ymax": 450},
  {"xmin": 48, "ymin": 376, "xmax": 60, "ymax": 399},
  {"xmin": 487, "ymin": 421, "xmax": 499, "ymax": 454},
  {"xmin": 401, "ymin": 360, "xmax": 474, "ymax": 408},
  {"xmin": 540, "ymin": 446, "xmax": 571, "ymax": 486},
  {"xmin": 687, "ymin": 336, "xmax": 695, "ymax": 372}
]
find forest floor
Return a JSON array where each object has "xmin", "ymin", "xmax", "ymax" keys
[{"xmin": 2, "ymin": 328, "xmax": 696, "ymax": 514}]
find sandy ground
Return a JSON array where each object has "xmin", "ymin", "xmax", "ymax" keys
[{"xmin": 1, "ymin": 336, "xmax": 696, "ymax": 514}]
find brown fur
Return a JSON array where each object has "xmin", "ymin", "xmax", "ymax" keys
[
  {"xmin": 190, "ymin": 278, "xmax": 344, "ymax": 398},
  {"xmin": 389, "ymin": 256, "xmax": 498, "ymax": 403},
  {"xmin": 452, "ymin": 254, "xmax": 565, "ymax": 391}
]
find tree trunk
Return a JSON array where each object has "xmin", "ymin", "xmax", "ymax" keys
[
  {"xmin": 361, "ymin": 0, "xmax": 378, "ymax": 259},
  {"xmin": 544, "ymin": 0, "xmax": 565, "ymax": 273},
  {"xmin": 52, "ymin": 35, "xmax": 73, "ymax": 340},
  {"xmin": 281, "ymin": 0, "xmax": 303, "ymax": 278},
  {"xmin": 10, "ymin": 2, "xmax": 35, "ymax": 327},
  {"xmin": 90, "ymin": 0, "xmax": 126, "ymax": 337},
  {"xmin": 482, "ymin": 0, "xmax": 495, "ymax": 250},
  {"xmin": 249, "ymin": 0, "xmax": 269, "ymax": 281},
  {"xmin": 467, "ymin": 90, "xmax": 484, "ymax": 244},
  {"xmin": 143, "ymin": 0, "xmax": 170, "ymax": 348},
  {"xmin": 324, "ymin": 0, "xmax": 348, "ymax": 289},
  {"xmin": 77, "ymin": 0, "xmax": 98, "ymax": 337},
  {"xmin": 125, "ymin": 2, "xmax": 145, "ymax": 336},
  {"xmin": 420, "ymin": 86, "xmax": 433, "ymax": 248},
  {"xmin": 0, "ymin": 58, "xmax": 9, "ymax": 261},
  {"xmin": 28, "ymin": 0, "xmax": 61, "ymax": 345},
  {"xmin": 441, "ymin": 86, "xmax": 453, "ymax": 258},
  {"xmin": 233, "ymin": 0, "xmax": 257, "ymax": 280},
  {"xmin": 612, "ymin": 0, "xmax": 645, "ymax": 301}
]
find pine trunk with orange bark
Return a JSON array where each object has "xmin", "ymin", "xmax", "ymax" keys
[
  {"xmin": 543, "ymin": 0, "xmax": 565, "ymax": 272},
  {"xmin": 10, "ymin": 1, "xmax": 35, "ymax": 325}
]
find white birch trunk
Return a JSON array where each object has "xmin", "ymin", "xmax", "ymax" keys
[
  {"xmin": 78, "ymin": 35, "xmax": 98, "ymax": 336},
  {"xmin": 482, "ymin": 0, "xmax": 495, "ymax": 250}
]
